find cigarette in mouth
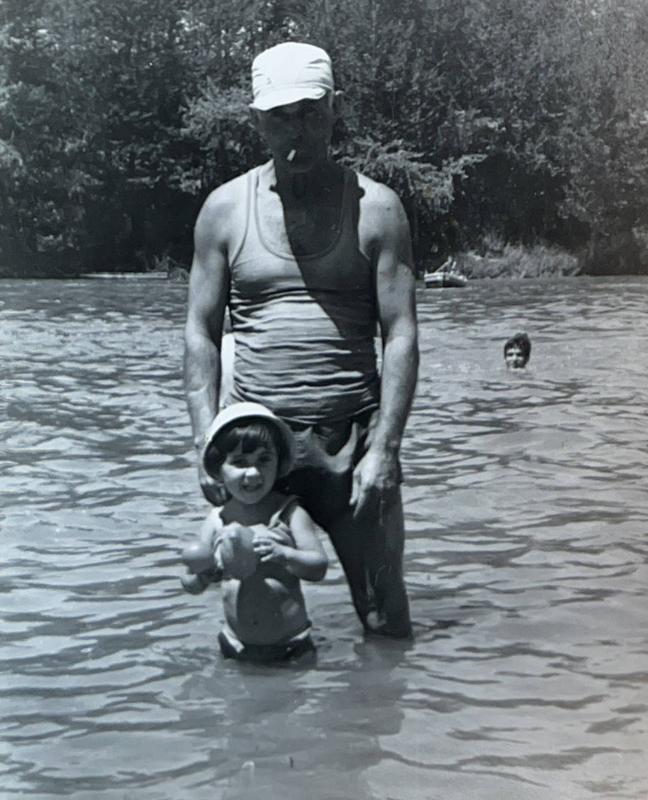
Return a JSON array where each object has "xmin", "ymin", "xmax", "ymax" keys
[{"xmin": 286, "ymin": 149, "xmax": 296, "ymax": 162}]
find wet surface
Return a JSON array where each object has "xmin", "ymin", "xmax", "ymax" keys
[{"xmin": 1, "ymin": 276, "xmax": 647, "ymax": 799}]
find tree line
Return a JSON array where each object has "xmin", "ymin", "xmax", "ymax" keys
[{"xmin": 1, "ymin": 0, "xmax": 647, "ymax": 277}]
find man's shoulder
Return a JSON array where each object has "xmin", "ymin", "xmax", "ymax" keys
[
  {"xmin": 198, "ymin": 171, "xmax": 251, "ymax": 223},
  {"xmin": 194, "ymin": 167, "xmax": 259, "ymax": 253},
  {"xmin": 354, "ymin": 170, "xmax": 405, "ymax": 220},
  {"xmin": 352, "ymin": 170, "xmax": 408, "ymax": 246}
]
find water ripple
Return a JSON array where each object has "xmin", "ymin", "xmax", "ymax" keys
[{"xmin": 2, "ymin": 276, "xmax": 648, "ymax": 799}]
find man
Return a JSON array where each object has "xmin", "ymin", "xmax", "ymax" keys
[{"xmin": 183, "ymin": 42, "xmax": 418, "ymax": 638}]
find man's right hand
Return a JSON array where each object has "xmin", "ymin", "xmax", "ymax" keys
[{"xmin": 198, "ymin": 461, "xmax": 228, "ymax": 505}]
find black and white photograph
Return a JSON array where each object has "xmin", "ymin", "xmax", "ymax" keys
[{"xmin": 2, "ymin": 1, "xmax": 647, "ymax": 798}]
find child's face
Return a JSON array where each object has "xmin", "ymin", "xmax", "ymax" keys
[
  {"xmin": 220, "ymin": 440, "xmax": 279, "ymax": 505},
  {"xmin": 505, "ymin": 345, "xmax": 526, "ymax": 369}
]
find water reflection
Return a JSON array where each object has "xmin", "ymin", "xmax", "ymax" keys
[
  {"xmin": 1, "ymin": 276, "xmax": 648, "ymax": 799},
  {"xmin": 172, "ymin": 638, "xmax": 409, "ymax": 800}
]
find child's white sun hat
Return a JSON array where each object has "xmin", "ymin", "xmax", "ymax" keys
[{"xmin": 201, "ymin": 402, "xmax": 297, "ymax": 478}]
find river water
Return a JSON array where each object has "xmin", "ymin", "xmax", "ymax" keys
[{"xmin": 1, "ymin": 275, "xmax": 647, "ymax": 800}]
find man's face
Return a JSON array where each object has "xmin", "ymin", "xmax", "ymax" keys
[{"xmin": 253, "ymin": 95, "xmax": 338, "ymax": 171}]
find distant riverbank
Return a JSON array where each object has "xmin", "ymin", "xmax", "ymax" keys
[
  {"xmin": 456, "ymin": 242, "xmax": 580, "ymax": 280},
  {"xmin": 2, "ymin": 239, "xmax": 646, "ymax": 281}
]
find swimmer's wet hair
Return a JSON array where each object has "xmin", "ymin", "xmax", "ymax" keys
[
  {"xmin": 504, "ymin": 332, "xmax": 531, "ymax": 364},
  {"xmin": 203, "ymin": 419, "xmax": 290, "ymax": 480}
]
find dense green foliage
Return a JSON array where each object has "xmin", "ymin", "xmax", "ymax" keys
[{"xmin": 1, "ymin": 0, "xmax": 647, "ymax": 276}]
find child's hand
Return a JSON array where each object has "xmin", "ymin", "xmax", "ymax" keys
[
  {"xmin": 253, "ymin": 534, "xmax": 288, "ymax": 565},
  {"xmin": 180, "ymin": 570, "xmax": 213, "ymax": 594}
]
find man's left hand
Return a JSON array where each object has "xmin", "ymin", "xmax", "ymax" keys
[{"xmin": 350, "ymin": 447, "xmax": 399, "ymax": 520}]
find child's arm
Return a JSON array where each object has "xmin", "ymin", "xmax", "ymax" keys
[
  {"xmin": 253, "ymin": 505, "xmax": 328, "ymax": 581},
  {"xmin": 180, "ymin": 511, "xmax": 223, "ymax": 593}
]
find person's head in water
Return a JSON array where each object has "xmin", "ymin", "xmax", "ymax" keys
[
  {"xmin": 504, "ymin": 333, "xmax": 531, "ymax": 369},
  {"xmin": 249, "ymin": 42, "xmax": 342, "ymax": 172}
]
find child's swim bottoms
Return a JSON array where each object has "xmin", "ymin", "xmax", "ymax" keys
[{"xmin": 217, "ymin": 626, "xmax": 315, "ymax": 663}]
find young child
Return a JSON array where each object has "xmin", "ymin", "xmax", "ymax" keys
[
  {"xmin": 504, "ymin": 332, "xmax": 531, "ymax": 369},
  {"xmin": 180, "ymin": 402, "xmax": 328, "ymax": 662}
]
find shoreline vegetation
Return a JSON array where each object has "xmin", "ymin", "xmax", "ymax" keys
[
  {"xmin": 2, "ymin": 1, "xmax": 648, "ymax": 281},
  {"xmin": 4, "ymin": 231, "xmax": 647, "ymax": 281},
  {"xmin": 0, "ymin": 242, "xmax": 590, "ymax": 282},
  {"xmin": 454, "ymin": 241, "xmax": 581, "ymax": 281}
]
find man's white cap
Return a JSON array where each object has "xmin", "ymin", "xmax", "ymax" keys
[
  {"xmin": 250, "ymin": 42, "xmax": 334, "ymax": 111},
  {"xmin": 202, "ymin": 402, "xmax": 296, "ymax": 478}
]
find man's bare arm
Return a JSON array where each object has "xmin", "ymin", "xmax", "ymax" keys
[
  {"xmin": 183, "ymin": 191, "xmax": 230, "ymax": 450},
  {"xmin": 352, "ymin": 182, "xmax": 418, "ymax": 512},
  {"xmin": 371, "ymin": 186, "xmax": 419, "ymax": 454}
]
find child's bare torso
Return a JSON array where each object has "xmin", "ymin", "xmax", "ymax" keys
[
  {"xmin": 222, "ymin": 555, "xmax": 308, "ymax": 645},
  {"xmin": 214, "ymin": 500, "xmax": 310, "ymax": 645}
]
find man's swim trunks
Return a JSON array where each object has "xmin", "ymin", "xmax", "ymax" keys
[{"xmin": 280, "ymin": 408, "xmax": 402, "ymax": 530}]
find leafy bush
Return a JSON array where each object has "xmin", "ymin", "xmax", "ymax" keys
[
  {"xmin": 1, "ymin": 0, "xmax": 647, "ymax": 275},
  {"xmin": 461, "ymin": 240, "xmax": 580, "ymax": 280}
]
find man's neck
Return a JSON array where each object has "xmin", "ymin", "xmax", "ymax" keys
[{"xmin": 269, "ymin": 158, "xmax": 341, "ymax": 203}]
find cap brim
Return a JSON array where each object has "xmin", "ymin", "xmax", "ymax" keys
[{"xmin": 250, "ymin": 86, "xmax": 328, "ymax": 111}]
